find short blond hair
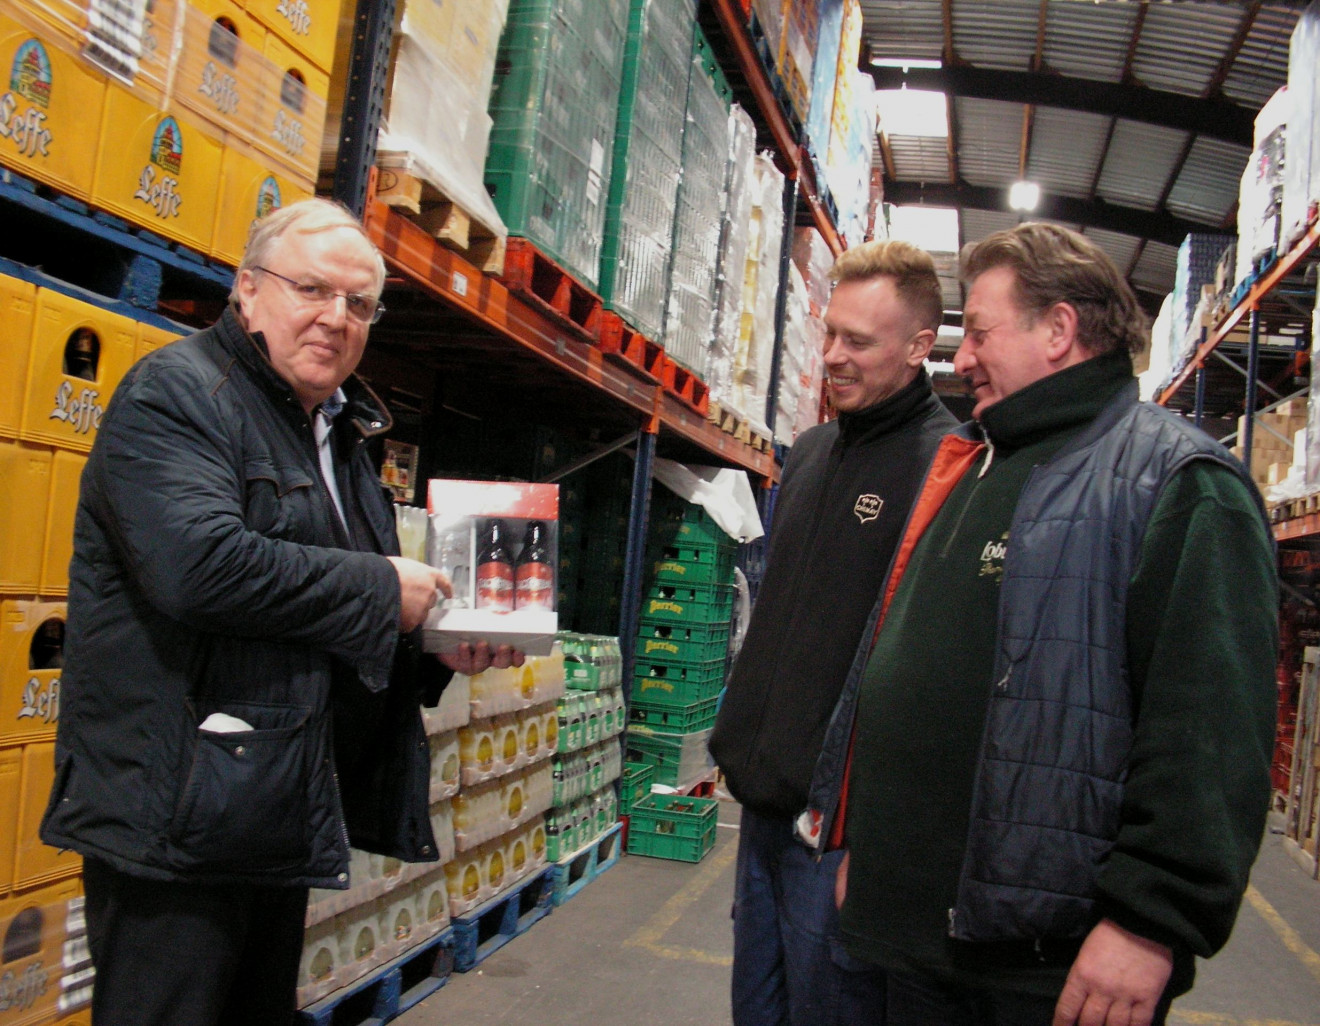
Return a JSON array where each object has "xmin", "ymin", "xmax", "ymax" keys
[
  {"xmin": 829, "ymin": 240, "xmax": 944, "ymax": 334},
  {"xmin": 230, "ymin": 198, "xmax": 386, "ymax": 302}
]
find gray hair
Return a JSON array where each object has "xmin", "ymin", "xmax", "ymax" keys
[{"xmin": 229, "ymin": 198, "xmax": 386, "ymax": 302}]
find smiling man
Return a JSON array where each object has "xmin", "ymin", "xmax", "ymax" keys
[
  {"xmin": 710, "ymin": 239, "xmax": 958, "ymax": 1026},
  {"xmin": 826, "ymin": 223, "xmax": 1277, "ymax": 1026},
  {"xmin": 41, "ymin": 199, "xmax": 520, "ymax": 1026}
]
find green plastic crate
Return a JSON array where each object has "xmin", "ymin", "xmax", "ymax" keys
[
  {"xmin": 625, "ymin": 726, "xmax": 712, "ymax": 789},
  {"xmin": 620, "ymin": 761, "xmax": 654, "ymax": 814},
  {"xmin": 635, "ymin": 620, "xmax": 731, "ymax": 663},
  {"xmin": 641, "ymin": 582, "xmax": 734, "ymax": 625},
  {"xmin": 626, "ymin": 793, "xmax": 718, "ymax": 862},
  {"xmin": 629, "ymin": 693, "xmax": 719, "ymax": 733},
  {"xmin": 647, "ymin": 542, "xmax": 736, "ymax": 585},
  {"xmin": 632, "ymin": 656, "xmax": 725, "ymax": 704}
]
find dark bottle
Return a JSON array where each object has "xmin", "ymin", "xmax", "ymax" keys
[
  {"xmin": 475, "ymin": 519, "xmax": 514, "ymax": 612},
  {"xmin": 515, "ymin": 520, "xmax": 554, "ymax": 610}
]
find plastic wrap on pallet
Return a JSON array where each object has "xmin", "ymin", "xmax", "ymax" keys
[
  {"xmin": 664, "ymin": 30, "xmax": 731, "ymax": 377},
  {"xmin": 805, "ymin": 0, "xmax": 843, "ymax": 168},
  {"xmin": 729, "ymin": 153, "xmax": 785, "ymax": 430},
  {"xmin": 485, "ymin": 0, "xmax": 630, "ymax": 289},
  {"xmin": 1282, "ymin": 5, "xmax": 1320, "ymax": 250},
  {"xmin": 777, "ymin": 0, "xmax": 819, "ymax": 124},
  {"xmin": 794, "ymin": 311, "xmax": 826, "ymax": 440},
  {"xmin": 598, "ymin": 0, "xmax": 696, "ymax": 342},
  {"xmin": 826, "ymin": 71, "xmax": 876, "ymax": 249},
  {"xmin": 750, "ymin": 0, "xmax": 786, "ymax": 59},
  {"xmin": 774, "ymin": 263, "xmax": 810, "ymax": 445},
  {"xmin": 1171, "ymin": 232, "xmax": 1233, "ymax": 358},
  {"xmin": 709, "ymin": 104, "xmax": 758, "ymax": 407},
  {"xmin": 1236, "ymin": 126, "xmax": 1286, "ymax": 288},
  {"xmin": 792, "ymin": 226, "xmax": 834, "ymax": 314},
  {"xmin": 378, "ymin": 12, "xmax": 508, "ymax": 246},
  {"xmin": 1308, "ymin": 300, "xmax": 1320, "ymax": 492}
]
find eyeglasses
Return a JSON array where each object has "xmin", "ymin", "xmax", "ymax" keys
[{"xmin": 255, "ymin": 266, "xmax": 386, "ymax": 325}]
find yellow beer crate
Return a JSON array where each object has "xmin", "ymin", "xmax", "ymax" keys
[
  {"xmin": 14, "ymin": 740, "xmax": 81, "ymax": 890},
  {"xmin": 39, "ymin": 448, "xmax": 84, "ymax": 596},
  {"xmin": 174, "ymin": 0, "xmax": 267, "ymax": 142},
  {"xmin": 0, "ymin": 600, "xmax": 64, "ymax": 747},
  {"xmin": 21, "ymin": 288, "xmax": 136, "ymax": 454},
  {"xmin": 245, "ymin": 0, "xmax": 343, "ymax": 72},
  {"xmin": 0, "ymin": 876, "xmax": 83, "ymax": 1024},
  {"xmin": 210, "ymin": 136, "xmax": 312, "ymax": 266},
  {"xmin": 251, "ymin": 29, "xmax": 327, "ymax": 184},
  {"xmin": 135, "ymin": 320, "xmax": 187, "ymax": 363},
  {"xmin": 0, "ymin": 10, "xmax": 107, "ymax": 201},
  {"xmin": 92, "ymin": 85, "xmax": 225, "ymax": 254},
  {"xmin": 0, "ymin": 440, "xmax": 52, "ymax": 595},
  {"xmin": 0, "ymin": 744, "xmax": 19, "ymax": 895},
  {"xmin": 0, "ymin": 272, "xmax": 35, "ymax": 439}
]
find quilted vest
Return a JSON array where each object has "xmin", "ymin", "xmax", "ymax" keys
[{"xmin": 948, "ymin": 382, "xmax": 1267, "ymax": 942}]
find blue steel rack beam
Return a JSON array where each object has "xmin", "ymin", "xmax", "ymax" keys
[{"xmin": 333, "ymin": 0, "xmax": 397, "ymax": 219}]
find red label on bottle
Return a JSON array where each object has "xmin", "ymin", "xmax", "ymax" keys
[
  {"xmin": 515, "ymin": 563, "xmax": 554, "ymax": 609},
  {"xmin": 476, "ymin": 562, "xmax": 514, "ymax": 612}
]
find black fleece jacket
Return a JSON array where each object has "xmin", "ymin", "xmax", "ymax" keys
[{"xmin": 709, "ymin": 370, "xmax": 957, "ymax": 818}]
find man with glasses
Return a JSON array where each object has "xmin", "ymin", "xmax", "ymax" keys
[{"xmin": 41, "ymin": 199, "xmax": 519, "ymax": 1026}]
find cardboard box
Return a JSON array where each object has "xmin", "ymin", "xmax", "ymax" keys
[{"xmin": 423, "ymin": 480, "xmax": 559, "ymax": 656}]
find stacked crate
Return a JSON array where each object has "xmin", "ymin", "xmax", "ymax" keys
[
  {"xmin": 1, "ymin": 266, "xmax": 190, "ymax": 1022},
  {"xmin": 0, "ymin": 0, "xmax": 334, "ymax": 267},
  {"xmin": 626, "ymin": 496, "xmax": 736, "ymax": 794},
  {"xmin": 485, "ymin": 0, "xmax": 631, "ymax": 290},
  {"xmin": 546, "ymin": 634, "xmax": 625, "ymax": 861},
  {"xmin": 598, "ymin": 0, "xmax": 696, "ymax": 343},
  {"xmin": 662, "ymin": 26, "xmax": 732, "ymax": 378}
]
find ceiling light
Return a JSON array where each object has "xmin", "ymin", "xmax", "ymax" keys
[
  {"xmin": 1009, "ymin": 181, "xmax": 1041, "ymax": 212},
  {"xmin": 870, "ymin": 58, "xmax": 943, "ymax": 70}
]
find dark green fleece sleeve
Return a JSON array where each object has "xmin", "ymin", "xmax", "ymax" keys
[{"xmin": 1096, "ymin": 459, "xmax": 1278, "ymax": 958}]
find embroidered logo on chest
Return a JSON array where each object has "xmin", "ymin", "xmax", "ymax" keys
[
  {"xmin": 980, "ymin": 533, "xmax": 1009, "ymax": 581},
  {"xmin": 854, "ymin": 494, "xmax": 883, "ymax": 524}
]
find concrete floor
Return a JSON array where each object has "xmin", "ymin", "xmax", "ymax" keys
[{"xmin": 395, "ymin": 805, "xmax": 1320, "ymax": 1026}]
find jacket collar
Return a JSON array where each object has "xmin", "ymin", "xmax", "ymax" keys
[
  {"xmin": 836, "ymin": 369, "xmax": 940, "ymax": 444},
  {"xmin": 215, "ymin": 302, "xmax": 394, "ymax": 439}
]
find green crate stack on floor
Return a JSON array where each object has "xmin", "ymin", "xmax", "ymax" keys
[
  {"xmin": 626, "ymin": 491, "xmax": 736, "ymax": 816},
  {"xmin": 547, "ymin": 634, "xmax": 626, "ymax": 861},
  {"xmin": 598, "ymin": 0, "xmax": 698, "ymax": 342},
  {"xmin": 662, "ymin": 25, "xmax": 734, "ymax": 378},
  {"xmin": 485, "ymin": 0, "xmax": 631, "ymax": 289}
]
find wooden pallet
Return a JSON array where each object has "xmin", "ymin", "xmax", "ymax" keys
[
  {"xmin": 296, "ymin": 928, "xmax": 455, "ymax": 1026},
  {"xmin": 600, "ymin": 310, "xmax": 665, "ymax": 381},
  {"xmin": 451, "ymin": 866, "xmax": 555, "ymax": 972},
  {"xmin": 374, "ymin": 167, "xmax": 505, "ymax": 275},
  {"xmin": 706, "ymin": 399, "xmax": 772, "ymax": 452},
  {"xmin": 498, "ymin": 237, "xmax": 602, "ymax": 342},
  {"xmin": 550, "ymin": 821, "xmax": 623, "ymax": 907}
]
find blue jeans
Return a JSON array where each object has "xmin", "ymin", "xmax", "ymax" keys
[
  {"xmin": 732, "ymin": 807, "xmax": 887, "ymax": 1026},
  {"xmin": 887, "ymin": 969, "xmax": 1171, "ymax": 1026}
]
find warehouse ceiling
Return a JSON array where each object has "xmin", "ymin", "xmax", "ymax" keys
[{"xmin": 861, "ymin": 0, "xmax": 1307, "ymax": 327}]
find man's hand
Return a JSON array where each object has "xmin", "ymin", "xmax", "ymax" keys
[
  {"xmin": 835, "ymin": 849, "xmax": 849, "ymax": 909},
  {"xmin": 388, "ymin": 557, "xmax": 451, "ymax": 632},
  {"xmin": 440, "ymin": 641, "xmax": 526, "ymax": 676},
  {"xmin": 1053, "ymin": 918, "xmax": 1173, "ymax": 1026}
]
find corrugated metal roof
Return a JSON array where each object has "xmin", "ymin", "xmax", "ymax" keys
[
  {"xmin": 951, "ymin": 1, "xmax": 1039, "ymax": 71},
  {"xmin": 1082, "ymin": 228, "xmax": 1143, "ymax": 278},
  {"xmin": 1222, "ymin": 4, "xmax": 1297, "ymax": 111},
  {"xmin": 954, "ymin": 97, "xmax": 1023, "ymax": 188},
  {"xmin": 1131, "ymin": 241, "xmax": 1181, "ymax": 294},
  {"xmin": 1130, "ymin": 4, "xmax": 1243, "ymax": 97},
  {"xmin": 1041, "ymin": 1, "xmax": 1137, "ymax": 83},
  {"xmin": 886, "ymin": 134, "xmax": 952, "ymax": 183},
  {"xmin": 859, "ymin": 0, "xmax": 944, "ymax": 64},
  {"xmin": 1166, "ymin": 136, "xmax": 1252, "ymax": 225},
  {"xmin": 1095, "ymin": 120, "xmax": 1189, "ymax": 212},
  {"xmin": 960, "ymin": 208, "xmax": 1021, "ymax": 246},
  {"xmin": 1025, "ymin": 107, "xmax": 1112, "ymax": 200}
]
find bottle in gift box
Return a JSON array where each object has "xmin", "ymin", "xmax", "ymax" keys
[
  {"xmin": 475, "ymin": 519, "xmax": 514, "ymax": 612},
  {"xmin": 514, "ymin": 520, "xmax": 553, "ymax": 610}
]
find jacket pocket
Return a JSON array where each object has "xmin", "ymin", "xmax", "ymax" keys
[
  {"xmin": 169, "ymin": 702, "xmax": 313, "ymax": 869},
  {"xmin": 243, "ymin": 457, "xmax": 317, "ymax": 541}
]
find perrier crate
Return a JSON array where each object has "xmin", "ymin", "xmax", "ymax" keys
[{"xmin": 640, "ymin": 582, "xmax": 734, "ymax": 626}]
